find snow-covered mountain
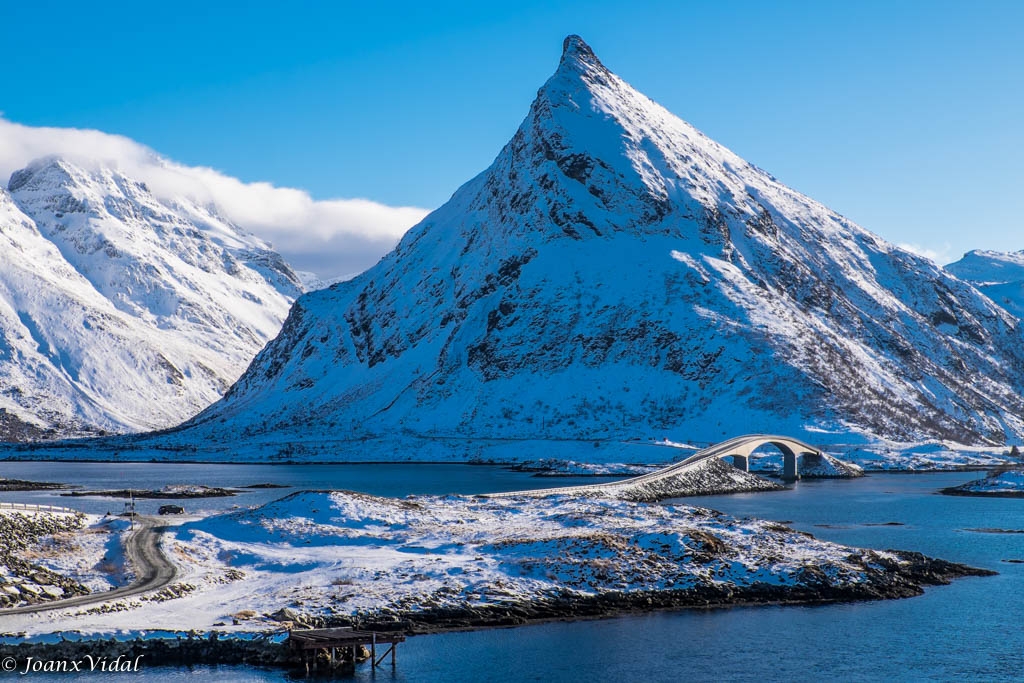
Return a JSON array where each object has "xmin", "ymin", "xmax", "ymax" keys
[
  {"xmin": 150, "ymin": 36, "xmax": 1024, "ymax": 457},
  {"xmin": 946, "ymin": 250, "xmax": 1024, "ymax": 320},
  {"xmin": 0, "ymin": 157, "xmax": 301, "ymax": 438}
]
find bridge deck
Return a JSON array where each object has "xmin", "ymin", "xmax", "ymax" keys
[{"xmin": 487, "ymin": 434, "xmax": 822, "ymax": 499}]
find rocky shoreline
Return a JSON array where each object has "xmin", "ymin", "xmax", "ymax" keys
[
  {"xmin": 0, "ymin": 485, "xmax": 1001, "ymax": 672},
  {"xmin": 0, "ymin": 633, "xmax": 292, "ymax": 670},
  {"xmin": 325, "ymin": 549, "xmax": 994, "ymax": 633},
  {"xmin": 0, "ymin": 550, "xmax": 993, "ymax": 669},
  {"xmin": 0, "ymin": 478, "xmax": 67, "ymax": 491},
  {"xmin": 939, "ymin": 466, "xmax": 1024, "ymax": 497},
  {"xmin": 940, "ymin": 489, "xmax": 1024, "ymax": 498}
]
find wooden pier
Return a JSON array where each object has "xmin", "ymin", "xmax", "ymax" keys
[{"xmin": 288, "ymin": 627, "xmax": 405, "ymax": 674}]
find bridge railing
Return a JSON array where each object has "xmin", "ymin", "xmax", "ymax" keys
[{"xmin": 0, "ymin": 501, "xmax": 77, "ymax": 515}]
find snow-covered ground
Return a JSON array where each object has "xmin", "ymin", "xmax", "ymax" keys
[
  {"xmin": 498, "ymin": 456, "xmax": 785, "ymax": 502},
  {"xmin": 836, "ymin": 442, "xmax": 1013, "ymax": 471},
  {"xmin": 0, "ymin": 510, "xmax": 124, "ymax": 607},
  {"xmin": 27, "ymin": 515, "xmax": 134, "ymax": 592},
  {"xmin": 0, "ymin": 489, "xmax": 986, "ymax": 636},
  {"xmin": 946, "ymin": 250, "xmax": 1024, "ymax": 320}
]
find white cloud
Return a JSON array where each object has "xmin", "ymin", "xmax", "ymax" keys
[
  {"xmin": 897, "ymin": 242, "xmax": 954, "ymax": 266},
  {"xmin": 0, "ymin": 118, "xmax": 431, "ymax": 280}
]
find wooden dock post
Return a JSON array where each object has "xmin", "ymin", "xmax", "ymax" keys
[{"xmin": 288, "ymin": 627, "xmax": 404, "ymax": 672}]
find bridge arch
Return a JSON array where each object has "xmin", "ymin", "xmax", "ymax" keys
[{"xmin": 719, "ymin": 436, "xmax": 822, "ymax": 481}]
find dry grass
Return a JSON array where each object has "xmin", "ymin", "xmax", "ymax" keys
[{"xmin": 95, "ymin": 560, "xmax": 121, "ymax": 575}]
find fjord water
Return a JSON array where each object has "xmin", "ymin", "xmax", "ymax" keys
[
  {"xmin": 2, "ymin": 465, "xmax": 1021, "ymax": 681},
  {"xmin": 0, "ymin": 462, "xmax": 608, "ymax": 516}
]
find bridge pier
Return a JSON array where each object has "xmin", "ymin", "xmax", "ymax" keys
[
  {"xmin": 781, "ymin": 452, "xmax": 800, "ymax": 481},
  {"xmin": 730, "ymin": 455, "xmax": 749, "ymax": 472}
]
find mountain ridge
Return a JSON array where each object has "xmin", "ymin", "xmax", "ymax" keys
[
  {"xmin": 19, "ymin": 36, "xmax": 1024, "ymax": 459},
  {"xmin": 0, "ymin": 156, "xmax": 302, "ymax": 437}
]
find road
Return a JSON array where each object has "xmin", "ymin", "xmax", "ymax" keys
[{"xmin": 2, "ymin": 515, "xmax": 178, "ymax": 616}]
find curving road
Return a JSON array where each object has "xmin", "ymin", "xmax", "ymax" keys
[{"xmin": 2, "ymin": 515, "xmax": 178, "ymax": 616}]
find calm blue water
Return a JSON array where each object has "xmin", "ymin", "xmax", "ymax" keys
[
  {"xmin": 2, "ymin": 466, "xmax": 1022, "ymax": 681},
  {"xmin": 0, "ymin": 462, "xmax": 604, "ymax": 516}
]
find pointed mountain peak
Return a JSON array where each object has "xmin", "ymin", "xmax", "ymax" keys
[
  {"xmin": 556, "ymin": 35, "xmax": 611, "ymax": 82},
  {"xmin": 488, "ymin": 34, "xmax": 756, "ymax": 248},
  {"xmin": 561, "ymin": 35, "xmax": 600, "ymax": 66}
]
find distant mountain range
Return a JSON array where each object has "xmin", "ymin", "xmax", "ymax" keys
[
  {"xmin": 0, "ymin": 157, "xmax": 301, "ymax": 438},
  {"xmin": 102, "ymin": 34, "xmax": 1020, "ymax": 461}
]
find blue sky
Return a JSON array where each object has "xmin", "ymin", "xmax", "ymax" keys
[{"xmin": 3, "ymin": 0, "xmax": 1022, "ymax": 265}]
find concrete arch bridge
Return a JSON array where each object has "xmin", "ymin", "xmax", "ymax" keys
[
  {"xmin": 686, "ymin": 434, "xmax": 825, "ymax": 481},
  {"xmin": 489, "ymin": 434, "xmax": 828, "ymax": 501}
]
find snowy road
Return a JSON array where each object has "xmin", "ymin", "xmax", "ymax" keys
[{"xmin": 1, "ymin": 515, "xmax": 177, "ymax": 616}]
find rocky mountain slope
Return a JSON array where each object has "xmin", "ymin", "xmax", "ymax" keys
[
  {"xmin": 0, "ymin": 158, "xmax": 301, "ymax": 438},
  {"xmin": 132, "ymin": 36, "xmax": 1024, "ymax": 459},
  {"xmin": 946, "ymin": 250, "xmax": 1024, "ymax": 320}
]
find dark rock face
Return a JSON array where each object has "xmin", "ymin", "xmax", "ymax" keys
[
  {"xmin": 0, "ymin": 477, "xmax": 66, "ymax": 491},
  {"xmin": 0, "ymin": 409, "xmax": 56, "ymax": 442}
]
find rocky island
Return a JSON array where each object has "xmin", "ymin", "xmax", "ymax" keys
[
  {"xmin": 61, "ymin": 485, "xmax": 238, "ymax": 499},
  {"xmin": 0, "ymin": 487, "xmax": 993, "ymax": 643},
  {"xmin": 0, "ymin": 478, "xmax": 67, "ymax": 491},
  {"xmin": 940, "ymin": 467, "xmax": 1024, "ymax": 498}
]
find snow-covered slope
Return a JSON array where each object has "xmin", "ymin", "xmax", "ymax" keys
[
  {"xmin": 946, "ymin": 250, "xmax": 1024, "ymax": 320},
  {"xmin": 156, "ymin": 36, "xmax": 1024, "ymax": 457},
  {"xmin": 0, "ymin": 158, "xmax": 301, "ymax": 437}
]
